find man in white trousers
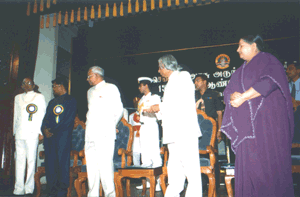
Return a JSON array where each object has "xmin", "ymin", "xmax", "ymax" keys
[
  {"xmin": 135, "ymin": 77, "xmax": 162, "ymax": 191},
  {"xmin": 144, "ymin": 54, "xmax": 202, "ymax": 197},
  {"xmin": 85, "ymin": 66, "xmax": 123, "ymax": 197},
  {"xmin": 13, "ymin": 78, "xmax": 46, "ymax": 196}
]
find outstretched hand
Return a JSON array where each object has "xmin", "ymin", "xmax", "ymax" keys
[{"xmin": 143, "ymin": 104, "xmax": 160, "ymax": 113}]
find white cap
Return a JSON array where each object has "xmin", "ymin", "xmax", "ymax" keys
[{"xmin": 138, "ymin": 77, "xmax": 153, "ymax": 83}]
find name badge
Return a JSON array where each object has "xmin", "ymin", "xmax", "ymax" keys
[
  {"xmin": 26, "ymin": 104, "xmax": 38, "ymax": 121},
  {"xmin": 53, "ymin": 105, "xmax": 64, "ymax": 123}
]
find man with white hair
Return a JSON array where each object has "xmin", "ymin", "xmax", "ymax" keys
[
  {"xmin": 135, "ymin": 77, "xmax": 162, "ymax": 191},
  {"xmin": 144, "ymin": 54, "xmax": 202, "ymax": 197},
  {"xmin": 85, "ymin": 66, "xmax": 124, "ymax": 197}
]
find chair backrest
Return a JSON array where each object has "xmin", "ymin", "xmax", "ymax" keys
[
  {"xmin": 113, "ymin": 118, "xmax": 134, "ymax": 166},
  {"xmin": 197, "ymin": 109, "xmax": 217, "ymax": 151},
  {"xmin": 72, "ymin": 116, "xmax": 86, "ymax": 152}
]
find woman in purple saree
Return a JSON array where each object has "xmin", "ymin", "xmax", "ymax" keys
[{"xmin": 221, "ymin": 35, "xmax": 294, "ymax": 197}]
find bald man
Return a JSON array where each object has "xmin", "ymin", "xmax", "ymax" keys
[{"xmin": 13, "ymin": 78, "xmax": 46, "ymax": 195}]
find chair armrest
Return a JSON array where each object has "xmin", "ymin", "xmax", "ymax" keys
[
  {"xmin": 292, "ymin": 143, "xmax": 300, "ymax": 148},
  {"xmin": 39, "ymin": 151, "xmax": 45, "ymax": 159},
  {"xmin": 206, "ymin": 145, "xmax": 217, "ymax": 154},
  {"xmin": 70, "ymin": 150, "xmax": 79, "ymax": 157},
  {"xmin": 199, "ymin": 150, "xmax": 208, "ymax": 155},
  {"xmin": 79, "ymin": 149, "xmax": 85, "ymax": 158},
  {"xmin": 160, "ymin": 146, "xmax": 168, "ymax": 167},
  {"xmin": 70, "ymin": 150, "xmax": 79, "ymax": 167},
  {"xmin": 207, "ymin": 145, "xmax": 217, "ymax": 168},
  {"xmin": 78, "ymin": 149, "xmax": 86, "ymax": 165},
  {"xmin": 118, "ymin": 148, "xmax": 133, "ymax": 167}
]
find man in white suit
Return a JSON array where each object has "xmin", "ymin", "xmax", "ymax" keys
[
  {"xmin": 145, "ymin": 54, "xmax": 202, "ymax": 197},
  {"xmin": 13, "ymin": 78, "xmax": 46, "ymax": 195},
  {"xmin": 85, "ymin": 66, "xmax": 124, "ymax": 197}
]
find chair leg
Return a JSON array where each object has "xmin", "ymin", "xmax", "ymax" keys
[
  {"xmin": 149, "ymin": 176, "xmax": 156, "ymax": 197},
  {"xmin": 126, "ymin": 179, "xmax": 131, "ymax": 197},
  {"xmin": 225, "ymin": 175, "xmax": 234, "ymax": 197},
  {"xmin": 159, "ymin": 175, "xmax": 167, "ymax": 195},
  {"xmin": 74, "ymin": 177, "xmax": 87, "ymax": 197},
  {"xmin": 67, "ymin": 173, "xmax": 73, "ymax": 197},
  {"xmin": 117, "ymin": 176, "xmax": 124, "ymax": 197},
  {"xmin": 207, "ymin": 173, "xmax": 216, "ymax": 197},
  {"xmin": 142, "ymin": 178, "xmax": 147, "ymax": 196},
  {"xmin": 82, "ymin": 182, "xmax": 87, "ymax": 196},
  {"xmin": 34, "ymin": 167, "xmax": 45, "ymax": 197},
  {"xmin": 114, "ymin": 173, "xmax": 119, "ymax": 197},
  {"xmin": 100, "ymin": 182, "xmax": 103, "ymax": 197}
]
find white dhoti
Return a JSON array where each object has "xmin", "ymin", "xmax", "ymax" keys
[
  {"xmin": 14, "ymin": 138, "xmax": 39, "ymax": 195},
  {"xmin": 165, "ymin": 137, "xmax": 202, "ymax": 197},
  {"xmin": 132, "ymin": 130, "xmax": 141, "ymax": 166},
  {"xmin": 85, "ymin": 140, "xmax": 116, "ymax": 197},
  {"xmin": 139, "ymin": 122, "xmax": 162, "ymax": 167}
]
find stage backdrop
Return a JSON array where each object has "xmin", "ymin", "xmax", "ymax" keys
[{"xmin": 71, "ymin": 2, "xmax": 299, "ymax": 121}]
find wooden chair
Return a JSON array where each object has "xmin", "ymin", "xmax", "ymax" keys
[
  {"xmin": 159, "ymin": 109, "xmax": 217, "ymax": 197},
  {"xmin": 74, "ymin": 117, "xmax": 134, "ymax": 197},
  {"xmin": 115, "ymin": 129, "xmax": 168, "ymax": 197},
  {"xmin": 197, "ymin": 109, "xmax": 218, "ymax": 197},
  {"xmin": 34, "ymin": 116, "xmax": 85, "ymax": 197}
]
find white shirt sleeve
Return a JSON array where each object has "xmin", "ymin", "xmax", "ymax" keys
[{"xmin": 111, "ymin": 85, "xmax": 124, "ymax": 126}]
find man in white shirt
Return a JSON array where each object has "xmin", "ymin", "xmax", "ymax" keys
[
  {"xmin": 136, "ymin": 77, "xmax": 162, "ymax": 168},
  {"xmin": 135, "ymin": 77, "xmax": 162, "ymax": 191},
  {"xmin": 85, "ymin": 66, "xmax": 124, "ymax": 197},
  {"xmin": 13, "ymin": 78, "xmax": 46, "ymax": 195},
  {"xmin": 145, "ymin": 54, "xmax": 202, "ymax": 197}
]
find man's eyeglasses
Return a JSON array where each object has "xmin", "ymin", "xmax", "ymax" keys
[
  {"xmin": 22, "ymin": 81, "xmax": 32, "ymax": 85},
  {"xmin": 52, "ymin": 84, "xmax": 60, "ymax": 88},
  {"xmin": 87, "ymin": 74, "xmax": 95, "ymax": 79}
]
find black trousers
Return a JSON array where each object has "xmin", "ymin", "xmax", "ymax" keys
[{"xmin": 44, "ymin": 132, "xmax": 71, "ymax": 197}]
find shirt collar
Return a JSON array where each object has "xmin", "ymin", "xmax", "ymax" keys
[
  {"xmin": 25, "ymin": 90, "xmax": 34, "ymax": 95},
  {"xmin": 95, "ymin": 80, "xmax": 105, "ymax": 89},
  {"xmin": 145, "ymin": 92, "xmax": 152, "ymax": 97},
  {"xmin": 168, "ymin": 71, "xmax": 178, "ymax": 81}
]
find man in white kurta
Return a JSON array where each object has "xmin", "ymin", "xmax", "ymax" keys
[
  {"xmin": 85, "ymin": 66, "xmax": 123, "ymax": 197},
  {"xmin": 13, "ymin": 78, "xmax": 46, "ymax": 195},
  {"xmin": 145, "ymin": 54, "xmax": 202, "ymax": 197}
]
